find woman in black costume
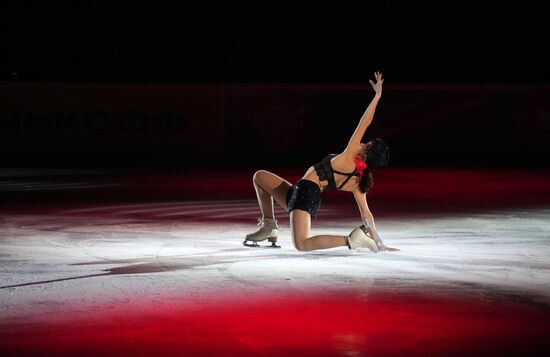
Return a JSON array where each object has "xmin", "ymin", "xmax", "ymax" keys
[{"xmin": 244, "ymin": 71, "xmax": 398, "ymax": 252}]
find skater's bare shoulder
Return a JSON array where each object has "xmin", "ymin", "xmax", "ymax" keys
[{"xmin": 330, "ymin": 152, "xmax": 357, "ymax": 173}]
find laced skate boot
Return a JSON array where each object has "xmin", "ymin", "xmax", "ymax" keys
[
  {"xmin": 243, "ymin": 217, "xmax": 280, "ymax": 248},
  {"xmin": 347, "ymin": 225, "xmax": 380, "ymax": 253}
]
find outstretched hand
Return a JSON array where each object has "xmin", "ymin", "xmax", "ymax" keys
[
  {"xmin": 383, "ymin": 246, "xmax": 400, "ymax": 252},
  {"xmin": 369, "ymin": 71, "xmax": 384, "ymax": 97},
  {"xmin": 365, "ymin": 223, "xmax": 399, "ymax": 252}
]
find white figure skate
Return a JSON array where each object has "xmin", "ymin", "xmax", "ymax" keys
[
  {"xmin": 243, "ymin": 217, "xmax": 281, "ymax": 248},
  {"xmin": 347, "ymin": 224, "xmax": 381, "ymax": 252}
]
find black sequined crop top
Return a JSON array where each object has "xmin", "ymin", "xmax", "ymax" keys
[{"xmin": 313, "ymin": 154, "xmax": 359, "ymax": 192}]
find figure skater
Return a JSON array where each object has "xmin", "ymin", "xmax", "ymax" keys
[{"xmin": 244, "ymin": 71, "xmax": 398, "ymax": 252}]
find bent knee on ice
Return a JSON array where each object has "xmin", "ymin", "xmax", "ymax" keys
[{"xmin": 292, "ymin": 236, "xmax": 311, "ymax": 252}]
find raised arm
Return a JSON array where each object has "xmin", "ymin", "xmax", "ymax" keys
[{"xmin": 343, "ymin": 71, "xmax": 384, "ymax": 158}]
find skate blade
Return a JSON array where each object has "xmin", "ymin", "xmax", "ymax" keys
[{"xmin": 243, "ymin": 240, "xmax": 281, "ymax": 248}]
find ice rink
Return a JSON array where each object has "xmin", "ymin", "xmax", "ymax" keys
[{"xmin": 1, "ymin": 167, "xmax": 550, "ymax": 356}]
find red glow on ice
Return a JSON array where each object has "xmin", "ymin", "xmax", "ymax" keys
[{"xmin": 2, "ymin": 291, "xmax": 549, "ymax": 356}]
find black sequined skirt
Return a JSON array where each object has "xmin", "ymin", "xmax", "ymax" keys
[{"xmin": 286, "ymin": 179, "xmax": 321, "ymax": 218}]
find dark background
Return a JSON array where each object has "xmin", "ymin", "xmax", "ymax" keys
[
  {"xmin": 2, "ymin": 3, "xmax": 549, "ymax": 84},
  {"xmin": 1, "ymin": 3, "xmax": 549, "ymax": 169}
]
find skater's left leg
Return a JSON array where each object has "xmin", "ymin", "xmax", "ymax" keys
[
  {"xmin": 252, "ymin": 170, "xmax": 292, "ymax": 219},
  {"xmin": 290, "ymin": 210, "xmax": 348, "ymax": 251},
  {"xmin": 244, "ymin": 170, "xmax": 290, "ymax": 247}
]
